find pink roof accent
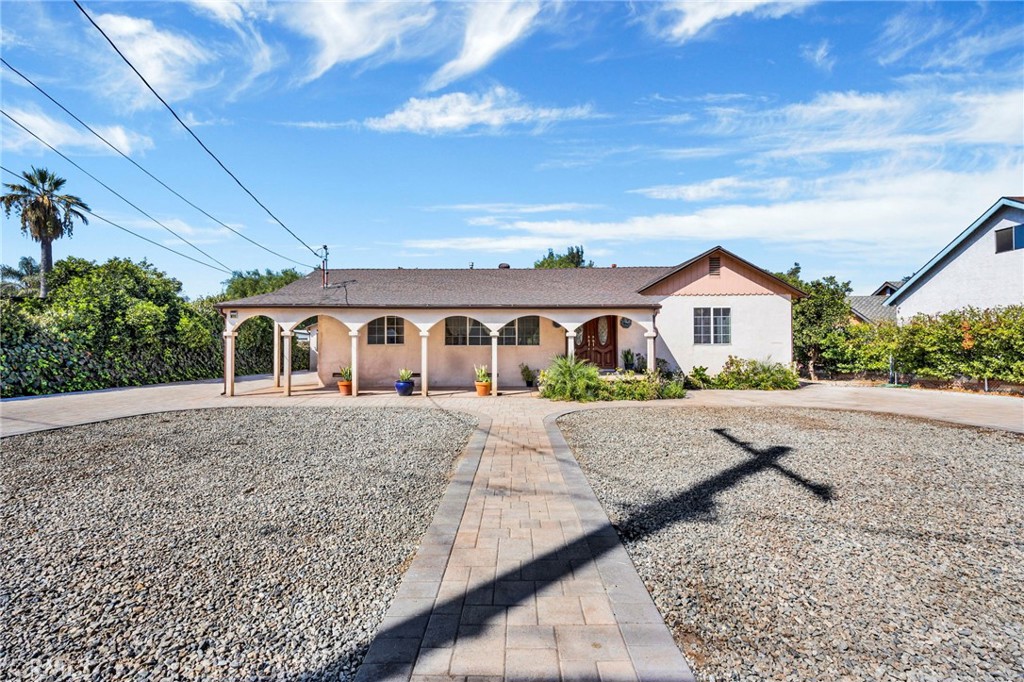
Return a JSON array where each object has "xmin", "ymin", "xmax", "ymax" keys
[{"xmin": 642, "ymin": 251, "xmax": 793, "ymax": 296}]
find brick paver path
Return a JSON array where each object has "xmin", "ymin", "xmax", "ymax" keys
[{"xmin": 3, "ymin": 374, "xmax": 1021, "ymax": 681}]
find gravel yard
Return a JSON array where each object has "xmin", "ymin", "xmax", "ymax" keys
[
  {"xmin": 559, "ymin": 406, "xmax": 1024, "ymax": 682},
  {"xmin": 1, "ymin": 406, "xmax": 476, "ymax": 681}
]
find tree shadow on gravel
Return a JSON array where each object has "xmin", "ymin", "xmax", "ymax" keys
[{"xmin": 303, "ymin": 426, "xmax": 834, "ymax": 682}]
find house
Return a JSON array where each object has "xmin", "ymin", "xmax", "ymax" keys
[
  {"xmin": 216, "ymin": 246, "xmax": 804, "ymax": 396},
  {"xmin": 885, "ymin": 197, "xmax": 1024, "ymax": 320},
  {"xmin": 847, "ymin": 295, "xmax": 898, "ymax": 324}
]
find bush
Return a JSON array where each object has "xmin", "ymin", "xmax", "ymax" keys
[
  {"xmin": 684, "ymin": 365, "xmax": 712, "ymax": 389},
  {"xmin": 539, "ymin": 354, "xmax": 605, "ymax": 402},
  {"xmin": 659, "ymin": 379, "xmax": 688, "ymax": 399},
  {"xmin": 712, "ymin": 356, "xmax": 800, "ymax": 390},
  {"xmin": 602, "ymin": 372, "xmax": 661, "ymax": 401}
]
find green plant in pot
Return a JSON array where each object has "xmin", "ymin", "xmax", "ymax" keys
[
  {"xmin": 519, "ymin": 363, "xmax": 537, "ymax": 388},
  {"xmin": 337, "ymin": 365, "xmax": 353, "ymax": 395},
  {"xmin": 474, "ymin": 364, "xmax": 492, "ymax": 396},
  {"xmin": 621, "ymin": 348, "xmax": 635, "ymax": 371},
  {"xmin": 395, "ymin": 368, "xmax": 414, "ymax": 396}
]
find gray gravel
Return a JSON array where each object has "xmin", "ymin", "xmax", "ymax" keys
[
  {"xmin": 559, "ymin": 406, "xmax": 1024, "ymax": 682},
  {"xmin": 1, "ymin": 406, "xmax": 476, "ymax": 681}
]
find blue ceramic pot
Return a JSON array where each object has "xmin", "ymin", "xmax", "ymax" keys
[{"xmin": 395, "ymin": 380, "xmax": 414, "ymax": 396}]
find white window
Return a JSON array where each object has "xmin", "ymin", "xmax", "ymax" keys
[
  {"xmin": 368, "ymin": 316, "xmax": 404, "ymax": 345},
  {"xmin": 445, "ymin": 317, "xmax": 490, "ymax": 346},
  {"xmin": 694, "ymin": 307, "xmax": 731, "ymax": 344},
  {"xmin": 498, "ymin": 316, "xmax": 540, "ymax": 346}
]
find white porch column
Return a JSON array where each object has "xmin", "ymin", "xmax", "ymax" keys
[
  {"xmin": 272, "ymin": 322, "xmax": 281, "ymax": 388},
  {"xmin": 645, "ymin": 331, "xmax": 657, "ymax": 372},
  {"xmin": 282, "ymin": 331, "xmax": 293, "ymax": 396},
  {"xmin": 349, "ymin": 330, "xmax": 360, "ymax": 397},
  {"xmin": 565, "ymin": 330, "xmax": 577, "ymax": 357},
  {"xmin": 222, "ymin": 331, "xmax": 237, "ymax": 397},
  {"xmin": 420, "ymin": 331, "xmax": 430, "ymax": 396},
  {"xmin": 490, "ymin": 331, "xmax": 499, "ymax": 396}
]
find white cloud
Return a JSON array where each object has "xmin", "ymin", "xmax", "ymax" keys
[
  {"xmin": 874, "ymin": 10, "xmax": 950, "ymax": 67},
  {"xmin": 276, "ymin": 1, "xmax": 435, "ymax": 82},
  {"xmin": 93, "ymin": 13, "xmax": 214, "ymax": 109},
  {"xmin": 801, "ymin": 39, "xmax": 835, "ymax": 73},
  {"xmin": 186, "ymin": 0, "xmax": 277, "ymax": 95},
  {"xmin": 631, "ymin": 177, "xmax": 794, "ymax": 201},
  {"xmin": 924, "ymin": 25, "xmax": 1024, "ymax": 70},
  {"xmin": 426, "ymin": 1, "xmax": 541, "ymax": 91},
  {"xmin": 364, "ymin": 86, "xmax": 595, "ymax": 134},
  {"xmin": 428, "ymin": 202, "xmax": 602, "ymax": 214},
  {"xmin": 1, "ymin": 105, "xmax": 153, "ymax": 156},
  {"xmin": 648, "ymin": 0, "xmax": 815, "ymax": 44}
]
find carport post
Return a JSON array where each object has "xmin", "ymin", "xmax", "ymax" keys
[
  {"xmin": 420, "ymin": 330, "xmax": 430, "ymax": 396},
  {"xmin": 222, "ymin": 331, "xmax": 237, "ymax": 396},
  {"xmin": 272, "ymin": 322, "xmax": 281, "ymax": 388},
  {"xmin": 282, "ymin": 330, "xmax": 293, "ymax": 397},
  {"xmin": 490, "ymin": 331, "xmax": 499, "ymax": 396},
  {"xmin": 645, "ymin": 331, "xmax": 657, "ymax": 371},
  {"xmin": 565, "ymin": 330, "xmax": 577, "ymax": 357},
  {"xmin": 349, "ymin": 330, "xmax": 360, "ymax": 396}
]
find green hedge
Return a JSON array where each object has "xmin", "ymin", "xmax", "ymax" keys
[{"xmin": 821, "ymin": 305, "xmax": 1024, "ymax": 383}]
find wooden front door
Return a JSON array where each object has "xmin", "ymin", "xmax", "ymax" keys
[{"xmin": 575, "ymin": 315, "xmax": 617, "ymax": 369}]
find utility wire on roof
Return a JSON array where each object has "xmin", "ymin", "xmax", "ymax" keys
[
  {"xmin": 1, "ymin": 165, "xmax": 233, "ymax": 275},
  {"xmin": 2, "ymin": 108, "xmax": 235, "ymax": 273},
  {"xmin": 73, "ymin": 0, "xmax": 322, "ymax": 262},
  {"xmin": 0, "ymin": 58, "xmax": 316, "ymax": 271}
]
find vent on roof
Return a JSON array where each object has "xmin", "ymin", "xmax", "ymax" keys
[
  {"xmin": 498, "ymin": 263, "xmax": 510, "ymax": 269},
  {"xmin": 709, "ymin": 256, "xmax": 721, "ymax": 276}
]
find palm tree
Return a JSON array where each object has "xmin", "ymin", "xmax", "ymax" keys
[
  {"xmin": 2, "ymin": 167, "xmax": 89, "ymax": 298},
  {"xmin": 0, "ymin": 256, "xmax": 41, "ymax": 297}
]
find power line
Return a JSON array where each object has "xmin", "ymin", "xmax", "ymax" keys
[
  {"xmin": 73, "ymin": 0, "xmax": 322, "ymax": 261},
  {"xmin": 0, "ymin": 57, "xmax": 316, "ymax": 271},
  {"xmin": 1, "ymin": 108, "xmax": 235, "ymax": 273},
  {"xmin": 1, "ymin": 165, "xmax": 232, "ymax": 275}
]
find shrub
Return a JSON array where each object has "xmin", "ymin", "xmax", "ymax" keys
[
  {"xmin": 659, "ymin": 379, "xmax": 687, "ymax": 399},
  {"xmin": 539, "ymin": 354, "xmax": 604, "ymax": 402},
  {"xmin": 684, "ymin": 365, "xmax": 712, "ymax": 389},
  {"xmin": 712, "ymin": 356, "xmax": 800, "ymax": 390},
  {"xmin": 602, "ymin": 372, "xmax": 661, "ymax": 401}
]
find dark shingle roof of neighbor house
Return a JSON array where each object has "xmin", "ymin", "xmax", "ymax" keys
[
  {"xmin": 218, "ymin": 266, "xmax": 673, "ymax": 309},
  {"xmin": 848, "ymin": 295, "xmax": 898, "ymax": 323},
  {"xmin": 871, "ymin": 281, "xmax": 904, "ymax": 296}
]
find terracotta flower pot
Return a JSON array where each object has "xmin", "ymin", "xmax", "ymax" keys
[
  {"xmin": 475, "ymin": 381, "xmax": 492, "ymax": 396},
  {"xmin": 337, "ymin": 380, "xmax": 352, "ymax": 396}
]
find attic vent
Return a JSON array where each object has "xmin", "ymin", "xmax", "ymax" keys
[
  {"xmin": 709, "ymin": 256, "xmax": 721, "ymax": 276},
  {"xmin": 498, "ymin": 263, "xmax": 511, "ymax": 269}
]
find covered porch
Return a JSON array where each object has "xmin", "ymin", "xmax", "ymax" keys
[{"xmin": 220, "ymin": 306, "xmax": 660, "ymax": 398}]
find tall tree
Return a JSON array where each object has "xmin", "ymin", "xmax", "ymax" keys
[
  {"xmin": 0, "ymin": 256, "xmax": 41, "ymax": 297},
  {"xmin": 775, "ymin": 263, "xmax": 853, "ymax": 380},
  {"xmin": 534, "ymin": 245, "xmax": 594, "ymax": 269},
  {"xmin": 2, "ymin": 167, "xmax": 89, "ymax": 298}
]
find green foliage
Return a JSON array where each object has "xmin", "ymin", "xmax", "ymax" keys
[
  {"xmin": 712, "ymin": 356, "xmax": 800, "ymax": 390},
  {"xmin": 519, "ymin": 363, "xmax": 536, "ymax": 384},
  {"xmin": 621, "ymin": 348, "xmax": 634, "ymax": 367},
  {"xmin": 224, "ymin": 268, "xmax": 303, "ymax": 299},
  {"xmin": 534, "ymin": 246, "xmax": 594, "ymax": 269},
  {"xmin": 0, "ymin": 258, "xmax": 309, "ymax": 398},
  {"xmin": 398, "ymin": 368, "xmax": 414, "ymax": 381},
  {"xmin": 474, "ymin": 364, "xmax": 491, "ymax": 383},
  {"xmin": 659, "ymin": 379, "xmax": 688, "ymax": 399},
  {"xmin": 821, "ymin": 306, "xmax": 1024, "ymax": 383},
  {"xmin": 684, "ymin": 365, "xmax": 712, "ymax": 389},
  {"xmin": 338, "ymin": 365, "xmax": 353, "ymax": 381},
  {"xmin": 539, "ymin": 354, "xmax": 604, "ymax": 402},
  {"xmin": 0, "ymin": 256, "xmax": 41, "ymax": 297},
  {"xmin": 601, "ymin": 372, "xmax": 662, "ymax": 401}
]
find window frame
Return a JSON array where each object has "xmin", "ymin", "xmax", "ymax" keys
[
  {"xmin": 995, "ymin": 225, "xmax": 1024, "ymax": 253},
  {"xmin": 693, "ymin": 307, "xmax": 731, "ymax": 345},
  {"xmin": 497, "ymin": 316, "xmax": 541, "ymax": 346},
  {"xmin": 367, "ymin": 315, "xmax": 405, "ymax": 345}
]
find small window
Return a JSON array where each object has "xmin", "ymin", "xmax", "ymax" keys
[
  {"xmin": 694, "ymin": 307, "xmax": 730, "ymax": 345},
  {"xmin": 517, "ymin": 316, "xmax": 540, "ymax": 346},
  {"xmin": 445, "ymin": 316, "xmax": 468, "ymax": 345},
  {"xmin": 368, "ymin": 316, "xmax": 404, "ymax": 345},
  {"xmin": 996, "ymin": 227, "xmax": 1013, "ymax": 253},
  {"xmin": 468, "ymin": 319, "xmax": 490, "ymax": 346},
  {"xmin": 709, "ymin": 256, "xmax": 721, "ymax": 276},
  {"xmin": 498, "ymin": 321, "xmax": 517, "ymax": 346}
]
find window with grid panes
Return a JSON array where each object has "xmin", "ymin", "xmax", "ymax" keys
[
  {"xmin": 368, "ymin": 316, "xmax": 404, "ymax": 345},
  {"xmin": 694, "ymin": 307, "xmax": 730, "ymax": 344}
]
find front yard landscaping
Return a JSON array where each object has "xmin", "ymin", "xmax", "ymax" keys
[
  {"xmin": 0, "ymin": 407, "xmax": 476, "ymax": 681},
  {"xmin": 559, "ymin": 406, "xmax": 1024, "ymax": 681}
]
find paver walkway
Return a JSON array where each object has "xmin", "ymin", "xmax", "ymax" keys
[{"xmin": 2, "ymin": 375, "xmax": 1021, "ymax": 682}]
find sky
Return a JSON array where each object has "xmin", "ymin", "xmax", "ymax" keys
[{"xmin": 1, "ymin": 0, "xmax": 1021, "ymax": 298}]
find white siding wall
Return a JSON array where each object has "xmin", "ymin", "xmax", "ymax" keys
[
  {"xmin": 654, "ymin": 295, "xmax": 793, "ymax": 373},
  {"xmin": 896, "ymin": 207, "xmax": 1024, "ymax": 320}
]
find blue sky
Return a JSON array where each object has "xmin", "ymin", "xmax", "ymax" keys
[{"xmin": 2, "ymin": 0, "xmax": 1021, "ymax": 298}]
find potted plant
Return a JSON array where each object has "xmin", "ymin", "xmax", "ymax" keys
[
  {"xmin": 519, "ymin": 363, "xmax": 537, "ymax": 388},
  {"xmin": 337, "ymin": 365, "xmax": 353, "ymax": 395},
  {"xmin": 395, "ymin": 368, "xmax": 415, "ymax": 396},
  {"xmin": 621, "ymin": 349, "xmax": 635, "ymax": 372},
  {"xmin": 474, "ymin": 364, "xmax": 492, "ymax": 396}
]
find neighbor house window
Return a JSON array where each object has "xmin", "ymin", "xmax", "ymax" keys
[
  {"xmin": 498, "ymin": 316, "xmax": 541, "ymax": 346},
  {"xmin": 995, "ymin": 225, "xmax": 1024, "ymax": 253},
  {"xmin": 694, "ymin": 307, "xmax": 731, "ymax": 344},
  {"xmin": 368, "ymin": 316, "xmax": 404, "ymax": 345},
  {"xmin": 445, "ymin": 317, "xmax": 490, "ymax": 345}
]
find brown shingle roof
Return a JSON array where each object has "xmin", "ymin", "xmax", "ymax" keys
[{"xmin": 218, "ymin": 267, "xmax": 672, "ymax": 309}]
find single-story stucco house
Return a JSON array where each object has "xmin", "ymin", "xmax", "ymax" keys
[{"xmin": 216, "ymin": 246, "xmax": 804, "ymax": 396}]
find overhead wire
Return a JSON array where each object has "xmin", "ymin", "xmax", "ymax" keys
[
  {"xmin": 73, "ymin": 0, "xmax": 323, "ymax": 262},
  {"xmin": 1, "ymin": 108, "xmax": 235, "ymax": 273},
  {"xmin": 0, "ymin": 57, "xmax": 316, "ymax": 271},
  {"xmin": 1, "ymin": 165, "xmax": 233, "ymax": 275}
]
